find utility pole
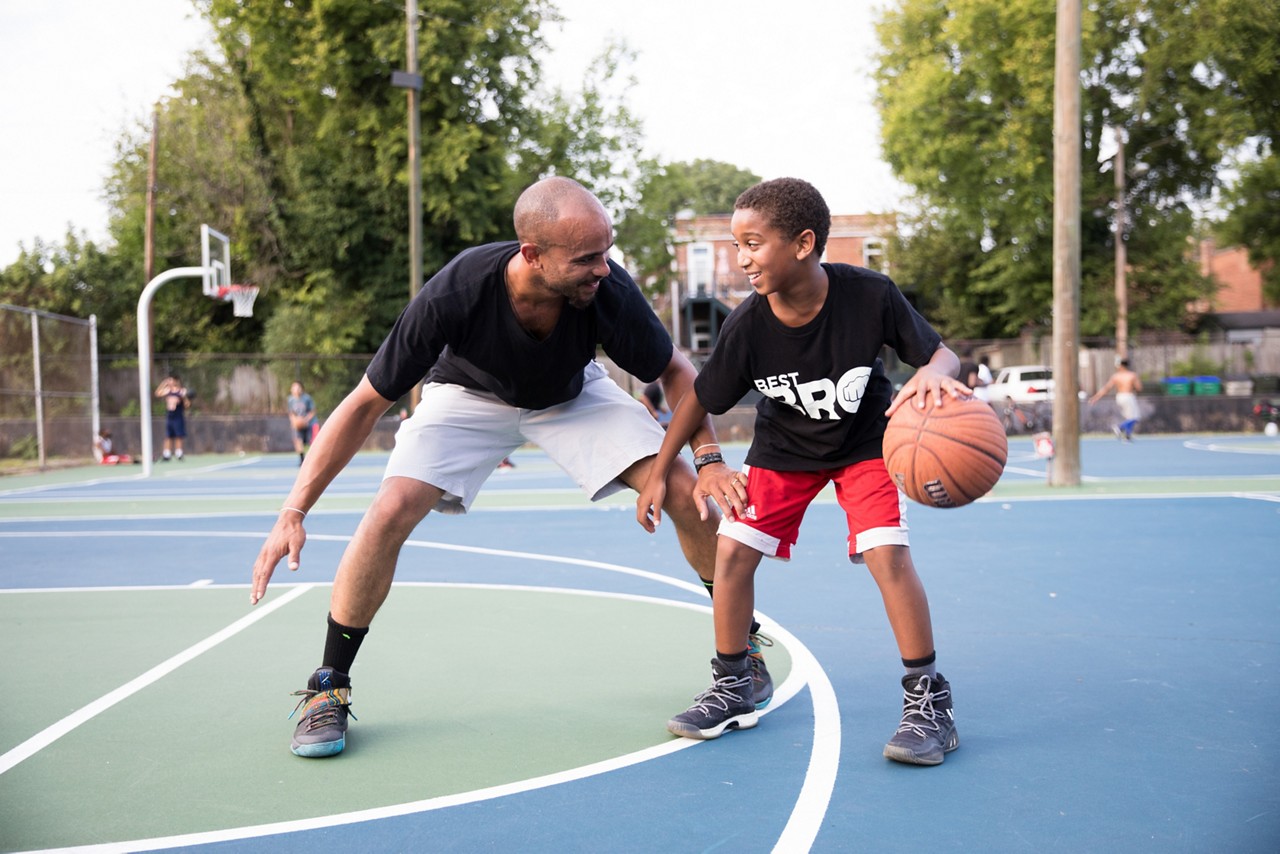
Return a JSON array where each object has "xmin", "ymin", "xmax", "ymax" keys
[
  {"xmin": 1113, "ymin": 128, "xmax": 1129, "ymax": 361},
  {"xmin": 144, "ymin": 104, "xmax": 160, "ymax": 384},
  {"xmin": 392, "ymin": 0, "xmax": 425, "ymax": 410},
  {"xmin": 144, "ymin": 105, "xmax": 159, "ymax": 286},
  {"xmin": 1051, "ymin": 0, "xmax": 1082, "ymax": 486}
]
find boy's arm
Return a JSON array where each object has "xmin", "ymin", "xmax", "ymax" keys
[
  {"xmin": 886, "ymin": 344, "xmax": 966, "ymax": 417},
  {"xmin": 635, "ymin": 390, "xmax": 708, "ymax": 533},
  {"xmin": 656, "ymin": 347, "xmax": 719, "ymax": 454}
]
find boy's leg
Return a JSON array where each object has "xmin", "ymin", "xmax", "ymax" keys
[
  {"xmin": 667, "ymin": 538, "xmax": 764, "ymax": 740},
  {"xmin": 862, "ymin": 545, "xmax": 933, "ymax": 661},
  {"xmin": 864, "ymin": 546, "xmax": 958, "ymax": 765},
  {"xmin": 835, "ymin": 461, "xmax": 957, "ymax": 765}
]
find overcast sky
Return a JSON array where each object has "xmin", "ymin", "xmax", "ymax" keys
[{"xmin": 0, "ymin": 0, "xmax": 902, "ymax": 268}]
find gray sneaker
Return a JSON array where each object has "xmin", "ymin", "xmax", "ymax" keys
[
  {"xmin": 289, "ymin": 667, "xmax": 354, "ymax": 757},
  {"xmin": 668, "ymin": 658, "xmax": 759, "ymax": 740},
  {"xmin": 883, "ymin": 673, "xmax": 959, "ymax": 765},
  {"xmin": 747, "ymin": 631, "xmax": 774, "ymax": 709}
]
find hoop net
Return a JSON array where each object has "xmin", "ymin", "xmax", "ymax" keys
[{"xmin": 216, "ymin": 284, "xmax": 259, "ymax": 318}]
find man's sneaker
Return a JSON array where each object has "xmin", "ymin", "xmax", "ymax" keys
[
  {"xmin": 747, "ymin": 631, "xmax": 774, "ymax": 709},
  {"xmin": 883, "ymin": 673, "xmax": 958, "ymax": 765},
  {"xmin": 289, "ymin": 667, "xmax": 354, "ymax": 757},
  {"xmin": 668, "ymin": 657, "xmax": 759, "ymax": 740}
]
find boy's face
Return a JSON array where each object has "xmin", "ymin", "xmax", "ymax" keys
[{"xmin": 729, "ymin": 207, "xmax": 808, "ymax": 296}]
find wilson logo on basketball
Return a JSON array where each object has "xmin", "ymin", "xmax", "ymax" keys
[{"xmin": 922, "ymin": 479, "xmax": 955, "ymax": 507}]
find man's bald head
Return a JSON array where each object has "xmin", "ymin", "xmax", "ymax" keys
[{"xmin": 513, "ymin": 177, "xmax": 611, "ymax": 246}]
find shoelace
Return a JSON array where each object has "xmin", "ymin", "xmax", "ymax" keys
[
  {"xmin": 289, "ymin": 687, "xmax": 357, "ymax": 731},
  {"xmin": 747, "ymin": 632, "xmax": 774, "ymax": 655},
  {"xmin": 686, "ymin": 674, "xmax": 751, "ymax": 715},
  {"xmin": 894, "ymin": 678, "xmax": 949, "ymax": 738}
]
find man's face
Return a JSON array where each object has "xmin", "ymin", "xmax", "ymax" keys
[{"xmin": 532, "ymin": 206, "xmax": 614, "ymax": 309}]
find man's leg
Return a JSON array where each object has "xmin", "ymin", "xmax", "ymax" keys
[
  {"xmin": 331, "ymin": 476, "xmax": 443, "ymax": 626},
  {"xmin": 291, "ymin": 476, "xmax": 443, "ymax": 758},
  {"xmin": 619, "ymin": 455, "xmax": 718, "ymax": 583}
]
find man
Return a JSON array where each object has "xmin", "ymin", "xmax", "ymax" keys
[
  {"xmin": 250, "ymin": 177, "xmax": 771, "ymax": 758},
  {"xmin": 1090, "ymin": 359, "xmax": 1144, "ymax": 440},
  {"xmin": 286, "ymin": 381, "xmax": 319, "ymax": 464}
]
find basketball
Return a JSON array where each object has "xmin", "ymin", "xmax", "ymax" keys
[{"xmin": 883, "ymin": 395, "xmax": 1008, "ymax": 508}]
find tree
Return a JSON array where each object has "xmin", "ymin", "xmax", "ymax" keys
[
  {"xmin": 0, "ymin": 232, "xmax": 136, "ymax": 353},
  {"xmin": 872, "ymin": 0, "xmax": 1252, "ymax": 340},
  {"xmin": 614, "ymin": 159, "xmax": 762, "ymax": 300}
]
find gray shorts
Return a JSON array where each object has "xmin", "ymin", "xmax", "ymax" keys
[{"xmin": 385, "ymin": 361, "xmax": 666, "ymax": 514}]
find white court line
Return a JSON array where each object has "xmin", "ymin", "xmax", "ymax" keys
[
  {"xmin": 0, "ymin": 583, "xmax": 314, "ymax": 777},
  {"xmin": 1, "ymin": 532, "xmax": 839, "ymax": 853}
]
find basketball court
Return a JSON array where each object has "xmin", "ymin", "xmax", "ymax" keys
[{"xmin": 2, "ymin": 435, "xmax": 1279, "ymax": 852}]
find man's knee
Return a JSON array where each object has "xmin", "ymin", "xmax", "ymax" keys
[{"xmin": 365, "ymin": 478, "xmax": 440, "ymax": 535}]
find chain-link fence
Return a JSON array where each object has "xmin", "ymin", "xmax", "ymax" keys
[{"xmin": 0, "ymin": 304, "xmax": 98, "ymax": 467}]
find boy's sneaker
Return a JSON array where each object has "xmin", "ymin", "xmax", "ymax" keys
[
  {"xmin": 668, "ymin": 657, "xmax": 758, "ymax": 740},
  {"xmin": 883, "ymin": 673, "xmax": 958, "ymax": 765},
  {"xmin": 747, "ymin": 631, "xmax": 774, "ymax": 709},
  {"xmin": 289, "ymin": 667, "xmax": 354, "ymax": 757}
]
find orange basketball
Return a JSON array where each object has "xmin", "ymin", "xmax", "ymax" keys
[{"xmin": 882, "ymin": 396, "xmax": 1008, "ymax": 508}]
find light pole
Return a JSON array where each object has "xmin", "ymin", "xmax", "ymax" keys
[
  {"xmin": 1113, "ymin": 127, "xmax": 1129, "ymax": 361},
  {"xmin": 392, "ymin": 0, "xmax": 424, "ymax": 409}
]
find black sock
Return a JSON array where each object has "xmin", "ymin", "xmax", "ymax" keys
[
  {"xmin": 322, "ymin": 613, "xmax": 369, "ymax": 675},
  {"xmin": 902, "ymin": 650, "xmax": 937, "ymax": 681},
  {"xmin": 716, "ymin": 647, "xmax": 750, "ymax": 676}
]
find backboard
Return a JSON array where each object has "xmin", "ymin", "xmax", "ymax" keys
[{"xmin": 201, "ymin": 224, "xmax": 231, "ymax": 297}]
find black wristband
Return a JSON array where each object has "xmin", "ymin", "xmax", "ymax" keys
[{"xmin": 693, "ymin": 452, "xmax": 724, "ymax": 472}]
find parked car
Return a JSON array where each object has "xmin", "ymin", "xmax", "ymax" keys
[{"xmin": 987, "ymin": 365, "xmax": 1054, "ymax": 404}]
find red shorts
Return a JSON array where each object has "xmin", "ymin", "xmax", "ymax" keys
[{"xmin": 718, "ymin": 458, "xmax": 910, "ymax": 563}]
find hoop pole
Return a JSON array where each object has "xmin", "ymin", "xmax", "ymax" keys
[
  {"xmin": 90, "ymin": 315, "xmax": 100, "ymax": 458},
  {"xmin": 137, "ymin": 267, "xmax": 211, "ymax": 477}
]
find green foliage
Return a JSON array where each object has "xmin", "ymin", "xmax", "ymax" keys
[
  {"xmin": 873, "ymin": 0, "xmax": 1257, "ymax": 339},
  {"xmin": 1218, "ymin": 151, "xmax": 1280, "ymax": 303},
  {"xmin": 1172, "ymin": 338, "xmax": 1227, "ymax": 378},
  {"xmin": 614, "ymin": 159, "xmax": 762, "ymax": 298},
  {"xmin": 10, "ymin": 435, "xmax": 39, "ymax": 461},
  {"xmin": 0, "ymin": 234, "xmax": 138, "ymax": 353}
]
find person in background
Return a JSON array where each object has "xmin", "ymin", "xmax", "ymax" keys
[
  {"xmin": 287, "ymin": 381, "xmax": 320, "ymax": 464},
  {"xmin": 1090, "ymin": 359, "xmax": 1144, "ymax": 441},
  {"xmin": 155, "ymin": 375, "xmax": 189, "ymax": 461},
  {"xmin": 640, "ymin": 380, "xmax": 672, "ymax": 427},
  {"xmin": 94, "ymin": 428, "xmax": 135, "ymax": 465}
]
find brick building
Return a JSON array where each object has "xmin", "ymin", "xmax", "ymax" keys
[{"xmin": 667, "ymin": 210, "xmax": 895, "ymax": 354}]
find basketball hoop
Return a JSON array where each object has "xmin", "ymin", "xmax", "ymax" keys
[{"xmin": 216, "ymin": 284, "xmax": 259, "ymax": 318}]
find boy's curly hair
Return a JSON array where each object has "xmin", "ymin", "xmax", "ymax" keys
[{"xmin": 734, "ymin": 178, "xmax": 830, "ymax": 256}]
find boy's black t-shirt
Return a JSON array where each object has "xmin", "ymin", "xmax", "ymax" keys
[
  {"xmin": 694, "ymin": 263, "xmax": 943, "ymax": 471},
  {"xmin": 366, "ymin": 242, "xmax": 673, "ymax": 410}
]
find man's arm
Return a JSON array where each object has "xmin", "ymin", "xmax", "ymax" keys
[
  {"xmin": 250, "ymin": 375, "xmax": 397, "ymax": 604},
  {"xmin": 656, "ymin": 348, "xmax": 719, "ymax": 454}
]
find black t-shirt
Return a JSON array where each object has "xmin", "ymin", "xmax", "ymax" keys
[
  {"xmin": 366, "ymin": 242, "xmax": 673, "ymax": 410},
  {"xmin": 694, "ymin": 263, "xmax": 943, "ymax": 470}
]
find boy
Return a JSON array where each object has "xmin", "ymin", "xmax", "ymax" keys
[{"xmin": 637, "ymin": 178, "xmax": 969, "ymax": 765}]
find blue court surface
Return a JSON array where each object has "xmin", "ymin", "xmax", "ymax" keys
[{"xmin": 1, "ymin": 434, "xmax": 1278, "ymax": 853}]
